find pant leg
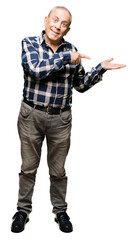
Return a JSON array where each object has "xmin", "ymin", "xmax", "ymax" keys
[
  {"xmin": 17, "ymin": 102, "xmax": 44, "ymax": 214},
  {"xmin": 46, "ymin": 109, "xmax": 72, "ymax": 214}
]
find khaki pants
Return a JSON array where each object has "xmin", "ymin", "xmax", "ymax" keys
[{"xmin": 17, "ymin": 101, "xmax": 72, "ymax": 214}]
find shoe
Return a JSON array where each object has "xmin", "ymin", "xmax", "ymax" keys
[
  {"xmin": 11, "ymin": 211, "xmax": 29, "ymax": 233},
  {"xmin": 55, "ymin": 212, "xmax": 73, "ymax": 233}
]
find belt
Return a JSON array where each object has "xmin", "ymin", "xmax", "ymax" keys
[{"xmin": 23, "ymin": 99, "xmax": 71, "ymax": 114}]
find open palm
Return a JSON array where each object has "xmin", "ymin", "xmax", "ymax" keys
[{"xmin": 102, "ymin": 58, "xmax": 126, "ymax": 70}]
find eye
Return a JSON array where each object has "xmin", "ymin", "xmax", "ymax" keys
[
  {"xmin": 62, "ymin": 22, "xmax": 68, "ymax": 27},
  {"xmin": 53, "ymin": 17, "xmax": 58, "ymax": 22}
]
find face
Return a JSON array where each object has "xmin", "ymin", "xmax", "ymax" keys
[{"xmin": 44, "ymin": 8, "xmax": 71, "ymax": 45}]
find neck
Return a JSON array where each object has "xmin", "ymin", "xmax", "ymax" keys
[{"xmin": 44, "ymin": 34, "xmax": 61, "ymax": 52}]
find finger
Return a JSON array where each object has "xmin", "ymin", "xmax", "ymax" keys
[
  {"xmin": 106, "ymin": 58, "xmax": 114, "ymax": 62},
  {"xmin": 114, "ymin": 64, "xmax": 126, "ymax": 69},
  {"xmin": 109, "ymin": 64, "xmax": 126, "ymax": 69},
  {"xmin": 79, "ymin": 54, "xmax": 91, "ymax": 60}
]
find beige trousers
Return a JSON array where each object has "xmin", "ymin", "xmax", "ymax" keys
[{"xmin": 17, "ymin": 101, "xmax": 72, "ymax": 214}]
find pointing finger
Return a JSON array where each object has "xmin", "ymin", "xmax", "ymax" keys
[{"xmin": 79, "ymin": 54, "xmax": 91, "ymax": 60}]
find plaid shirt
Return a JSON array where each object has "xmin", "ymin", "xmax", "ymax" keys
[{"xmin": 22, "ymin": 30, "xmax": 106, "ymax": 108}]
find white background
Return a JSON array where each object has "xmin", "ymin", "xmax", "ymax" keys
[{"xmin": 1, "ymin": 0, "xmax": 136, "ymax": 239}]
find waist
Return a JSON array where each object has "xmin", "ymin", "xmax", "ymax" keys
[{"xmin": 23, "ymin": 98, "xmax": 71, "ymax": 115}]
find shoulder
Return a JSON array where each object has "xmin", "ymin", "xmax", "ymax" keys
[{"xmin": 22, "ymin": 35, "xmax": 40, "ymax": 48}]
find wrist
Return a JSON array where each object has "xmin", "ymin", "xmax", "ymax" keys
[
  {"xmin": 96, "ymin": 63, "xmax": 107, "ymax": 74},
  {"xmin": 61, "ymin": 51, "xmax": 72, "ymax": 64}
]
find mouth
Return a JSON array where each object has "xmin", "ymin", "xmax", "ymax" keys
[{"xmin": 51, "ymin": 29, "xmax": 60, "ymax": 36}]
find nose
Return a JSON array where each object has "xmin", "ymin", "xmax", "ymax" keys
[{"xmin": 55, "ymin": 21, "xmax": 61, "ymax": 30}]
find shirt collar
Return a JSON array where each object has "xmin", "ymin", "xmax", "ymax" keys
[
  {"xmin": 39, "ymin": 30, "xmax": 67, "ymax": 47},
  {"xmin": 39, "ymin": 30, "xmax": 46, "ymax": 44}
]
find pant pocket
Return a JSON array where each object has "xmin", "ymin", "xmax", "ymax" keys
[
  {"xmin": 19, "ymin": 102, "xmax": 34, "ymax": 119},
  {"xmin": 59, "ymin": 110, "xmax": 72, "ymax": 124}
]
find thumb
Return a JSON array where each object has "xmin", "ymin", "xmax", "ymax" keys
[{"xmin": 106, "ymin": 58, "xmax": 114, "ymax": 62}]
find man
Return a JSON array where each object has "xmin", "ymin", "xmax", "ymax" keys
[{"xmin": 11, "ymin": 6, "xmax": 126, "ymax": 233}]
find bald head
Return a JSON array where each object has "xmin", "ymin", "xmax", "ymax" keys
[{"xmin": 48, "ymin": 6, "xmax": 72, "ymax": 26}]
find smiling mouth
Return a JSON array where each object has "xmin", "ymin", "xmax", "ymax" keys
[{"xmin": 51, "ymin": 29, "xmax": 60, "ymax": 36}]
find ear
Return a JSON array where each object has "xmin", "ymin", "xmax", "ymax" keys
[{"xmin": 44, "ymin": 16, "xmax": 48, "ymax": 27}]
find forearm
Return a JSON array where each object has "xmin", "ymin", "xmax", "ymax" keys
[
  {"xmin": 22, "ymin": 39, "xmax": 71, "ymax": 80},
  {"xmin": 73, "ymin": 63, "xmax": 106, "ymax": 93}
]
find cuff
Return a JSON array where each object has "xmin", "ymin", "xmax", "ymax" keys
[
  {"xmin": 62, "ymin": 51, "xmax": 72, "ymax": 64},
  {"xmin": 95, "ymin": 63, "xmax": 107, "ymax": 75}
]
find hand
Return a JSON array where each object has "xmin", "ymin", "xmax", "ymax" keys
[
  {"xmin": 71, "ymin": 52, "xmax": 91, "ymax": 65},
  {"xmin": 101, "ymin": 58, "xmax": 126, "ymax": 70}
]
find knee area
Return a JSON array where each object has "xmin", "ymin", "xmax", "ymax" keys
[
  {"xmin": 50, "ymin": 172, "xmax": 67, "ymax": 180},
  {"xmin": 19, "ymin": 168, "xmax": 37, "ymax": 176},
  {"xmin": 20, "ymin": 160, "xmax": 40, "ymax": 175}
]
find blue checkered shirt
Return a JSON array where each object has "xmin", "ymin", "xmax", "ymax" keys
[{"xmin": 22, "ymin": 30, "xmax": 106, "ymax": 108}]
